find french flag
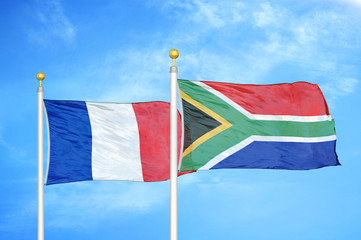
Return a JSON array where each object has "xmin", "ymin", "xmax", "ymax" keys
[{"xmin": 44, "ymin": 100, "xmax": 182, "ymax": 185}]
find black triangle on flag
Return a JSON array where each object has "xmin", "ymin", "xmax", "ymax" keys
[{"xmin": 182, "ymin": 99, "xmax": 222, "ymax": 152}]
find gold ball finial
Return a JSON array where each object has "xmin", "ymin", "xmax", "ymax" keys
[
  {"xmin": 169, "ymin": 49, "xmax": 179, "ymax": 59},
  {"xmin": 169, "ymin": 49, "xmax": 179, "ymax": 66},
  {"xmin": 37, "ymin": 72, "xmax": 45, "ymax": 81},
  {"xmin": 36, "ymin": 72, "xmax": 45, "ymax": 86}
]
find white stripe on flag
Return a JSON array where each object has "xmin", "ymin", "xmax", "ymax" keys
[{"xmin": 86, "ymin": 102, "xmax": 143, "ymax": 181}]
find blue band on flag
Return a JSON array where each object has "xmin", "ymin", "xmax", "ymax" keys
[
  {"xmin": 211, "ymin": 140, "xmax": 339, "ymax": 170},
  {"xmin": 44, "ymin": 100, "xmax": 93, "ymax": 185}
]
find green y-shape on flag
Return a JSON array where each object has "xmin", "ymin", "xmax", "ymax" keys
[{"xmin": 177, "ymin": 79, "xmax": 339, "ymax": 172}]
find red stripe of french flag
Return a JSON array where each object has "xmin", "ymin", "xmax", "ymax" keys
[{"xmin": 132, "ymin": 102, "xmax": 183, "ymax": 182}]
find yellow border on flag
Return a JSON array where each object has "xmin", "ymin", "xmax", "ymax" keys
[{"xmin": 180, "ymin": 90, "xmax": 232, "ymax": 157}]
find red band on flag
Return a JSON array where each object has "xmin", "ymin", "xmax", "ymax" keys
[{"xmin": 203, "ymin": 81, "xmax": 330, "ymax": 116}]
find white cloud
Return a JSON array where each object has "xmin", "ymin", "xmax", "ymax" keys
[
  {"xmin": 293, "ymin": 26, "xmax": 316, "ymax": 45},
  {"xmin": 85, "ymin": 0, "xmax": 359, "ymax": 104},
  {"xmin": 165, "ymin": 0, "xmax": 246, "ymax": 28},
  {"xmin": 244, "ymin": 3, "xmax": 361, "ymax": 92},
  {"xmin": 319, "ymin": 78, "xmax": 359, "ymax": 108},
  {"xmin": 46, "ymin": 1, "xmax": 360, "ymax": 108},
  {"xmin": 165, "ymin": 1, "xmax": 360, "ymax": 95},
  {"xmin": 337, "ymin": 78, "xmax": 358, "ymax": 93},
  {"xmin": 332, "ymin": 0, "xmax": 361, "ymax": 7},
  {"xmin": 181, "ymin": 51, "xmax": 249, "ymax": 83},
  {"xmin": 27, "ymin": 0, "xmax": 75, "ymax": 45},
  {"xmin": 192, "ymin": 0, "xmax": 245, "ymax": 27},
  {"xmin": 253, "ymin": 2, "xmax": 283, "ymax": 28}
]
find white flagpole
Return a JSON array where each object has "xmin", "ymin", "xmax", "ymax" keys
[
  {"xmin": 169, "ymin": 49, "xmax": 179, "ymax": 240},
  {"xmin": 37, "ymin": 72, "xmax": 45, "ymax": 240}
]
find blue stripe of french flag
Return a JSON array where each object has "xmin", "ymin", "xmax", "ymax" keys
[{"xmin": 44, "ymin": 100, "xmax": 182, "ymax": 185}]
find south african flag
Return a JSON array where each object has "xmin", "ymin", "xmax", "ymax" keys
[{"xmin": 178, "ymin": 79, "xmax": 339, "ymax": 172}]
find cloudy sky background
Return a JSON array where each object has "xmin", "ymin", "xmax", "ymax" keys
[{"xmin": 1, "ymin": 0, "xmax": 361, "ymax": 239}]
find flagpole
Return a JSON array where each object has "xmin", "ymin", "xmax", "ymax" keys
[
  {"xmin": 37, "ymin": 72, "xmax": 45, "ymax": 240},
  {"xmin": 169, "ymin": 49, "xmax": 179, "ymax": 240}
]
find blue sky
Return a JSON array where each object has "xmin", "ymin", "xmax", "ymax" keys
[{"xmin": 1, "ymin": 0, "xmax": 361, "ymax": 239}]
